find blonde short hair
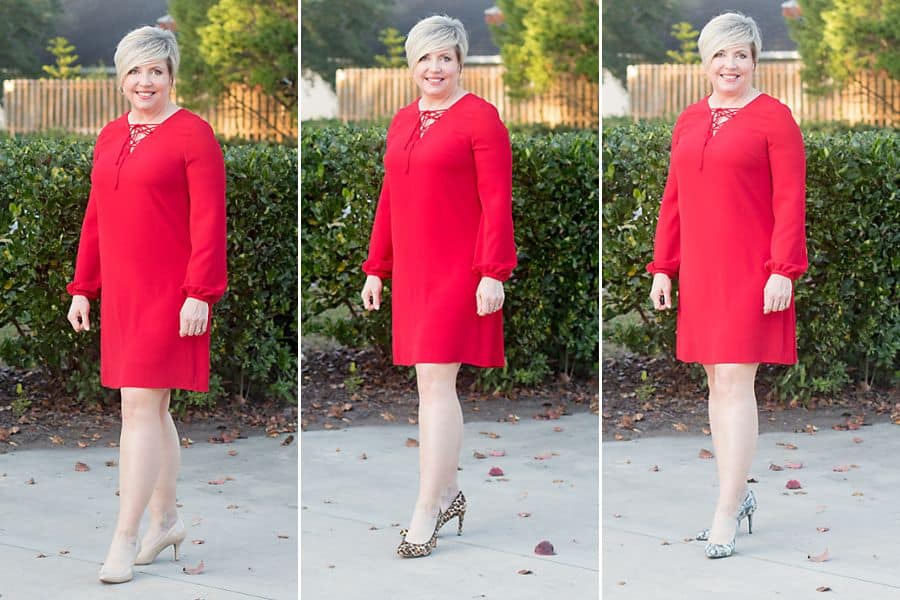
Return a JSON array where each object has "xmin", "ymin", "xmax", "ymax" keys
[
  {"xmin": 404, "ymin": 15, "xmax": 469, "ymax": 70},
  {"xmin": 114, "ymin": 26, "xmax": 180, "ymax": 88},
  {"xmin": 697, "ymin": 13, "xmax": 762, "ymax": 66}
]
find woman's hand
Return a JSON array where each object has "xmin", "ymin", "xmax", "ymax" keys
[
  {"xmin": 67, "ymin": 295, "xmax": 92, "ymax": 331},
  {"xmin": 179, "ymin": 297, "xmax": 210, "ymax": 337},
  {"xmin": 361, "ymin": 275, "xmax": 383, "ymax": 311},
  {"xmin": 763, "ymin": 273, "xmax": 793, "ymax": 314},
  {"xmin": 476, "ymin": 276, "xmax": 504, "ymax": 316},
  {"xmin": 650, "ymin": 273, "xmax": 673, "ymax": 310}
]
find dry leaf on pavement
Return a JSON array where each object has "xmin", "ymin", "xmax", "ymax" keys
[
  {"xmin": 698, "ymin": 448, "xmax": 714, "ymax": 459},
  {"xmin": 74, "ymin": 462, "xmax": 90, "ymax": 472},
  {"xmin": 489, "ymin": 467, "xmax": 504, "ymax": 476},
  {"xmin": 808, "ymin": 549, "xmax": 830, "ymax": 563},
  {"xmin": 786, "ymin": 479, "xmax": 802, "ymax": 489},
  {"xmin": 534, "ymin": 540, "xmax": 556, "ymax": 556},
  {"xmin": 405, "ymin": 438, "xmax": 419, "ymax": 447},
  {"xmin": 183, "ymin": 560, "xmax": 205, "ymax": 575}
]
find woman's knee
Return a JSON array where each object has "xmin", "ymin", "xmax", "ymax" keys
[
  {"xmin": 415, "ymin": 363, "xmax": 460, "ymax": 398},
  {"xmin": 709, "ymin": 364, "xmax": 758, "ymax": 398},
  {"xmin": 120, "ymin": 388, "xmax": 169, "ymax": 424}
]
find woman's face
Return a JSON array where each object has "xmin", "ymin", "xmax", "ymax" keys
[
  {"xmin": 122, "ymin": 59, "xmax": 172, "ymax": 116},
  {"xmin": 412, "ymin": 46, "xmax": 461, "ymax": 102},
  {"xmin": 705, "ymin": 43, "xmax": 755, "ymax": 98}
]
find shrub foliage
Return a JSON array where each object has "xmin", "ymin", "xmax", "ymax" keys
[
  {"xmin": 603, "ymin": 121, "xmax": 900, "ymax": 398},
  {"xmin": 301, "ymin": 125, "xmax": 599, "ymax": 386},
  {"xmin": 0, "ymin": 137, "xmax": 297, "ymax": 407}
]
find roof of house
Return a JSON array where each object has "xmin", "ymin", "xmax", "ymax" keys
[{"xmin": 673, "ymin": 0, "xmax": 797, "ymax": 52}]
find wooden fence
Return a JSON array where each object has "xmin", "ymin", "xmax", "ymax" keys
[
  {"xmin": 336, "ymin": 66, "xmax": 598, "ymax": 129},
  {"xmin": 1, "ymin": 78, "xmax": 297, "ymax": 141},
  {"xmin": 628, "ymin": 62, "xmax": 898, "ymax": 126}
]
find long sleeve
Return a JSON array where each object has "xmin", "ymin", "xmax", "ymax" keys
[
  {"xmin": 181, "ymin": 121, "xmax": 228, "ymax": 304},
  {"xmin": 67, "ymin": 141, "xmax": 103, "ymax": 299},
  {"xmin": 470, "ymin": 105, "xmax": 517, "ymax": 281},
  {"xmin": 361, "ymin": 176, "xmax": 393, "ymax": 279},
  {"xmin": 764, "ymin": 108, "xmax": 808, "ymax": 280},
  {"xmin": 646, "ymin": 121, "xmax": 682, "ymax": 277},
  {"xmin": 67, "ymin": 185, "xmax": 102, "ymax": 299}
]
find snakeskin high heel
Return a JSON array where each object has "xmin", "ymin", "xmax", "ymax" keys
[
  {"xmin": 396, "ymin": 517, "xmax": 440, "ymax": 558},
  {"xmin": 435, "ymin": 491, "xmax": 466, "ymax": 535},
  {"xmin": 695, "ymin": 489, "xmax": 757, "ymax": 541}
]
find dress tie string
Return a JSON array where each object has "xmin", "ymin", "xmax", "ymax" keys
[
  {"xmin": 700, "ymin": 107, "xmax": 741, "ymax": 171},
  {"xmin": 403, "ymin": 108, "xmax": 449, "ymax": 173},
  {"xmin": 114, "ymin": 123, "xmax": 160, "ymax": 189}
]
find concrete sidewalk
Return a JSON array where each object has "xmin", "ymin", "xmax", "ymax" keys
[
  {"xmin": 301, "ymin": 413, "xmax": 599, "ymax": 600},
  {"xmin": 0, "ymin": 435, "xmax": 297, "ymax": 599},
  {"xmin": 603, "ymin": 423, "xmax": 900, "ymax": 599}
]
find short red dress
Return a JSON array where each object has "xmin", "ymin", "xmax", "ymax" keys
[
  {"xmin": 363, "ymin": 93, "xmax": 517, "ymax": 367},
  {"xmin": 647, "ymin": 93, "xmax": 808, "ymax": 364},
  {"xmin": 68, "ymin": 109, "xmax": 228, "ymax": 391}
]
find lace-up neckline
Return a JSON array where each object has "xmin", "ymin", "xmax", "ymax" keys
[
  {"xmin": 127, "ymin": 123, "xmax": 160, "ymax": 153},
  {"xmin": 417, "ymin": 108, "xmax": 449, "ymax": 138},
  {"xmin": 709, "ymin": 107, "xmax": 740, "ymax": 136}
]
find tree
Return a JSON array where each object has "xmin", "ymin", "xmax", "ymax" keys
[
  {"xmin": 666, "ymin": 22, "xmax": 700, "ymax": 64},
  {"xmin": 602, "ymin": 0, "xmax": 677, "ymax": 83},
  {"xmin": 168, "ymin": 0, "xmax": 219, "ymax": 105},
  {"xmin": 490, "ymin": 0, "xmax": 599, "ymax": 99},
  {"xmin": 374, "ymin": 27, "xmax": 406, "ymax": 68},
  {"xmin": 42, "ymin": 36, "xmax": 82, "ymax": 79},
  {"xmin": 300, "ymin": 0, "xmax": 390, "ymax": 87},
  {"xmin": 198, "ymin": 0, "xmax": 298, "ymax": 115},
  {"xmin": 0, "ymin": 0, "xmax": 61, "ymax": 77},
  {"xmin": 788, "ymin": 0, "xmax": 899, "ymax": 115}
]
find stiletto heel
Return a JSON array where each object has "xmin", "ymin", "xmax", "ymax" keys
[
  {"xmin": 135, "ymin": 517, "xmax": 186, "ymax": 565},
  {"xmin": 702, "ymin": 489, "xmax": 758, "ymax": 559},
  {"xmin": 435, "ymin": 491, "xmax": 467, "ymax": 536}
]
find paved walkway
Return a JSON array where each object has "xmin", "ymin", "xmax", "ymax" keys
[
  {"xmin": 0, "ymin": 436, "xmax": 297, "ymax": 599},
  {"xmin": 301, "ymin": 413, "xmax": 599, "ymax": 600},
  {"xmin": 603, "ymin": 423, "xmax": 900, "ymax": 599}
]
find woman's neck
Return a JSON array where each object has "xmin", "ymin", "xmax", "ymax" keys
[
  {"xmin": 419, "ymin": 88, "xmax": 466, "ymax": 111},
  {"xmin": 709, "ymin": 88, "xmax": 759, "ymax": 109},
  {"xmin": 129, "ymin": 102, "xmax": 178, "ymax": 125}
]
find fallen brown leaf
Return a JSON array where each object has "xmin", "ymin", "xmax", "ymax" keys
[
  {"xmin": 281, "ymin": 435, "xmax": 294, "ymax": 446},
  {"xmin": 553, "ymin": 426, "xmax": 563, "ymax": 432},
  {"xmin": 489, "ymin": 466, "xmax": 504, "ymax": 476},
  {"xmin": 698, "ymin": 448, "xmax": 714, "ymax": 459},
  {"xmin": 208, "ymin": 479, "xmax": 227, "ymax": 485},
  {"xmin": 227, "ymin": 450, "xmax": 238, "ymax": 457},
  {"xmin": 518, "ymin": 512, "xmax": 531, "ymax": 517},
  {"xmin": 785, "ymin": 462, "xmax": 804, "ymax": 469},
  {"xmin": 180, "ymin": 437, "xmax": 193, "ymax": 447},
  {"xmin": 533, "ymin": 453, "xmax": 553, "ymax": 461},
  {"xmin": 192, "ymin": 539, "xmax": 205, "ymax": 545},
  {"xmin": 183, "ymin": 560, "xmax": 205, "ymax": 575},
  {"xmin": 817, "ymin": 527, "xmax": 830, "ymax": 533},
  {"xmin": 534, "ymin": 540, "xmax": 556, "ymax": 556},
  {"xmin": 786, "ymin": 479, "xmax": 802, "ymax": 489},
  {"xmin": 76, "ymin": 441, "xmax": 89, "ymax": 448},
  {"xmin": 473, "ymin": 451, "xmax": 487, "ymax": 459},
  {"xmin": 59, "ymin": 550, "xmax": 70, "ymax": 555},
  {"xmin": 105, "ymin": 460, "xmax": 117, "ymax": 467},
  {"xmin": 852, "ymin": 437, "xmax": 863, "ymax": 444},
  {"xmin": 649, "ymin": 465, "xmax": 659, "ymax": 472},
  {"xmin": 832, "ymin": 465, "xmax": 850, "ymax": 472},
  {"xmin": 769, "ymin": 463, "xmax": 784, "ymax": 471},
  {"xmin": 517, "ymin": 569, "xmax": 533, "ymax": 575},
  {"xmin": 614, "ymin": 433, "xmax": 625, "ymax": 441},
  {"xmin": 816, "ymin": 587, "xmax": 832, "ymax": 592},
  {"xmin": 405, "ymin": 438, "xmax": 419, "ymax": 447},
  {"xmin": 852, "ymin": 491, "xmax": 864, "ymax": 497},
  {"xmin": 49, "ymin": 435, "xmax": 64, "ymax": 445},
  {"xmin": 777, "ymin": 442, "xmax": 798, "ymax": 450},
  {"xmin": 489, "ymin": 450, "xmax": 506, "ymax": 457},
  {"xmin": 359, "ymin": 453, "xmax": 367, "ymax": 460},
  {"xmin": 380, "ymin": 411, "xmax": 396, "ymax": 422},
  {"xmin": 808, "ymin": 548, "xmax": 830, "ymax": 563},
  {"xmin": 74, "ymin": 462, "xmax": 90, "ymax": 472},
  {"xmin": 672, "ymin": 422, "xmax": 688, "ymax": 432},
  {"xmin": 479, "ymin": 431, "xmax": 501, "ymax": 439}
]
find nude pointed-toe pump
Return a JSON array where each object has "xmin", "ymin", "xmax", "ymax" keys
[
  {"xmin": 98, "ymin": 539, "xmax": 141, "ymax": 584},
  {"xmin": 134, "ymin": 517, "xmax": 186, "ymax": 565}
]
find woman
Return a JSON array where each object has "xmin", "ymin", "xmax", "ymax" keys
[
  {"xmin": 360, "ymin": 15, "xmax": 516, "ymax": 558},
  {"xmin": 647, "ymin": 13, "xmax": 807, "ymax": 559},
  {"xmin": 66, "ymin": 27, "xmax": 227, "ymax": 583}
]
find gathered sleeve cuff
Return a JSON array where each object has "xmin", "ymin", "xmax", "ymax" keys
[
  {"xmin": 470, "ymin": 103, "xmax": 517, "ymax": 282},
  {"xmin": 647, "ymin": 121, "xmax": 682, "ymax": 278},
  {"xmin": 68, "ymin": 143, "xmax": 102, "ymax": 300},
  {"xmin": 181, "ymin": 119, "xmax": 228, "ymax": 305},
  {"xmin": 766, "ymin": 105, "xmax": 808, "ymax": 281},
  {"xmin": 361, "ymin": 175, "xmax": 393, "ymax": 279}
]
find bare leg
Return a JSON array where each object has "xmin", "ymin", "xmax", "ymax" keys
[
  {"xmin": 140, "ymin": 391, "xmax": 181, "ymax": 545},
  {"xmin": 404, "ymin": 363, "xmax": 462, "ymax": 544},
  {"xmin": 705, "ymin": 363, "xmax": 759, "ymax": 545},
  {"xmin": 101, "ymin": 387, "xmax": 169, "ymax": 571}
]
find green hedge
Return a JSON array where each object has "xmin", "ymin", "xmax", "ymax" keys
[
  {"xmin": 301, "ymin": 125, "xmax": 599, "ymax": 386},
  {"xmin": 0, "ymin": 137, "xmax": 297, "ymax": 408},
  {"xmin": 603, "ymin": 121, "xmax": 900, "ymax": 398}
]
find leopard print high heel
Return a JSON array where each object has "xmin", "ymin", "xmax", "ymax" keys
[
  {"xmin": 435, "ymin": 491, "xmax": 466, "ymax": 535},
  {"xmin": 396, "ymin": 520, "xmax": 440, "ymax": 558}
]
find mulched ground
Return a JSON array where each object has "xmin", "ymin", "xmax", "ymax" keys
[
  {"xmin": 602, "ymin": 352, "xmax": 900, "ymax": 441},
  {"xmin": 0, "ymin": 366, "xmax": 297, "ymax": 452},
  {"xmin": 300, "ymin": 345, "xmax": 598, "ymax": 431}
]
